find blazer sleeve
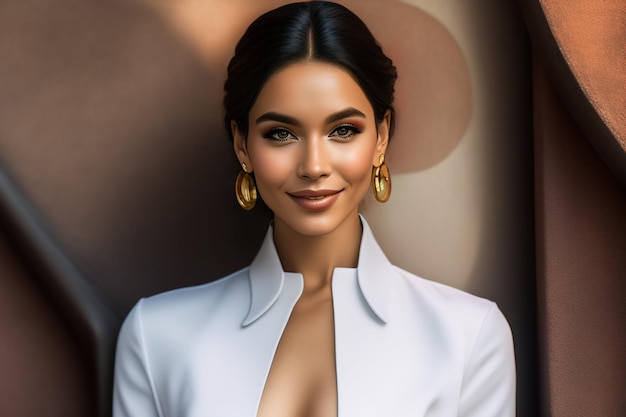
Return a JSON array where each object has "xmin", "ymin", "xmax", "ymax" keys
[
  {"xmin": 113, "ymin": 299, "xmax": 162, "ymax": 417},
  {"xmin": 458, "ymin": 303, "xmax": 516, "ymax": 417}
]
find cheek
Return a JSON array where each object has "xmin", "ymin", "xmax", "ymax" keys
[
  {"xmin": 335, "ymin": 138, "xmax": 377, "ymax": 183},
  {"xmin": 247, "ymin": 142, "xmax": 293, "ymax": 191}
]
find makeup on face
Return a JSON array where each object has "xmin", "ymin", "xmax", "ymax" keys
[{"xmin": 234, "ymin": 61, "xmax": 389, "ymax": 238}]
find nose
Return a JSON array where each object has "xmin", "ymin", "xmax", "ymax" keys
[{"xmin": 297, "ymin": 137, "xmax": 331, "ymax": 180}]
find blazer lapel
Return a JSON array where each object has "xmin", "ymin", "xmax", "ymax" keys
[{"xmin": 332, "ymin": 216, "xmax": 401, "ymax": 416}]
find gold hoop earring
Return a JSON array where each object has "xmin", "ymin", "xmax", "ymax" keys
[
  {"xmin": 235, "ymin": 162, "xmax": 257, "ymax": 210},
  {"xmin": 371, "ymin": 154, "xmax": 391, "ymax": 203}
]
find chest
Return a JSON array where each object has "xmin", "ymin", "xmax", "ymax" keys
[
  {"xmin": 150, "ymin": 274, "xmax": 467, "ymax": 417},
  {"xmin": 256, "ymin": 295, "xmax": 337, "ymax": 417}
]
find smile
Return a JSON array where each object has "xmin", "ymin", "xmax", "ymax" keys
[{"xmin": 287, "ymin": 190, "xmax": 342, "ymax": 211}]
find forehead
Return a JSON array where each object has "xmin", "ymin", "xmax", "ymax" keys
[{"xmin": 249, "ymin": 61, "xmax": 374, "ymax": 121}]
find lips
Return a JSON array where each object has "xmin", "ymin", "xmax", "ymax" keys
[{"xmin": 288, "ymin": 189, "xmax": 342, "ymax": 211}]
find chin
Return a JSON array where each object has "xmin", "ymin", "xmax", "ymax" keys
[
  {"xmin": 276, "ymin": 210, "xmax": 359, "ymax": 238},
  {"xmin": 283, "ymin": 215, "xmax": 336, "ymax": 236}
]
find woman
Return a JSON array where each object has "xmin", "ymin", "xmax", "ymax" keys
[{"xmin": 113, "ymin": 2, "xmax": 516, "ymax": 416}]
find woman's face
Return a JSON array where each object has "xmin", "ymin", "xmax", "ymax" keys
[{"xmin": 233, "ymin": 61, "xmax": 389, "ymax": 237}]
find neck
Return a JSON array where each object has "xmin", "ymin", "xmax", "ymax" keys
[{"xmin": 272, "ymin": 213, "xmax": 362, "ymax": 294}]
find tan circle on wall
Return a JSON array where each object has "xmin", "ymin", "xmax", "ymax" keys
[{"xmin": 340, "ymin": 0, "xmax": 472, "ymax": 173}]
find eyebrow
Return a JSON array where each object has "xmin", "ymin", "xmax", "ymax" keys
[
  {"xmin": 255, "ymin": 107, "xmax": 366, "ymax": 126},
  {"xmin": 325, "ymin": 108, "xmax": 366, "ymax": 124},
  {"xmin": 255, "ymin": 112, "xmax": 300, "ymax": 126}
]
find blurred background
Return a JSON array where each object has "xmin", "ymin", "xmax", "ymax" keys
[{"xmin": 0, "ymin": 0, "xmax": 624, "ymax": 416}]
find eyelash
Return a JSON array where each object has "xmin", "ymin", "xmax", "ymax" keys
[
  {"xmin": 262, "ymin": 128, "xmax": 296, "ymax": 143},
  {"xmin": 329, "ymin": 124, "xmax": 361, "ymax": 140},
  {"xmin": 262, "ymin": 124, "xmax": 362, "ymax": 143}
]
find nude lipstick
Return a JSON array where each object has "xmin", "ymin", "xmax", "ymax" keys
[{"xmin": 288, "ymin": 189, "xmax": 342, "ymax": 211}]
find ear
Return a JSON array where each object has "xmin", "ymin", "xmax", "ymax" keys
[
  {"xmin": 232, "ymin": 121, "xmax": 252, "ymax": 171},
  {"xmin": 373, "ymin": 110, "xmax": 391, "ymax": 166}
]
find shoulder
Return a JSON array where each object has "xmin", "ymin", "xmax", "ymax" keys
[
  {"xmin": 389, "ymin": 265, "xmax": 513, "ymax": 357},
  {"xmin": 390, "ymin": 266, "xmax": 515, "ymax": 413},
  {"xmin": 119, "ymin": 267, "xmax": 251, "ymax": 342},
  {"xmin": 144, "ymin": 267, "xmax": 248, "ymax": 311},
  {"xmin": 113, "ymin": 268, "xmax": 254, "ymax": 416},
  {"xmin": 391, "ymin": 265, "xmax": 498, "ymax": 321}
]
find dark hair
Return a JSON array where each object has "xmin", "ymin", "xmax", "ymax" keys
[{"xmin": 223, "ymin": 1, "xmax": 397, "ymax": 141}]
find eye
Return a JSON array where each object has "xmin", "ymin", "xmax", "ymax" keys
[
  {"xmin": 329, "ymin": 124, "xmax": 361, "ymax": 140},
  {"xmin": 262, "ymin": 128, "xmax": 296, "ymax": 143}
]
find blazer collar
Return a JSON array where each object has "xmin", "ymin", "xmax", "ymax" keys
[{"xmin": 242, "ymin": 215, "xmax": 394, "ymax": 326}]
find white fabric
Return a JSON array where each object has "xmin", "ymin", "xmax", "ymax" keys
[{"xmin": 113, "ymin": 217, "xmax": 516, "ymax": 417}]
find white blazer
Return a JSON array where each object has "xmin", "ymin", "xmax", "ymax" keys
[{"xmin": 113, "ymin": 217, "xmax": 516, "ymax": 417}]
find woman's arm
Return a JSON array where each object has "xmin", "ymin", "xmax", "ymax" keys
[
  {"xmin": 113, "ymin": 300, "xmax": 162, "ymax": 417},
  {"xmin": 458, "ymin": 303, "xmax": 516, "ymax": 417}
]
